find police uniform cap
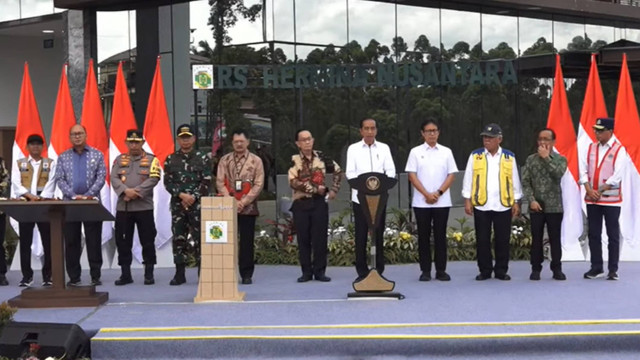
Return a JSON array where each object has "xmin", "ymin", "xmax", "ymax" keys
[
  {"xmin": 126, "ymin": 129, "xmax": 144, "ymax": 142},
  {"xmin": 176, "ymin": 124, "xmax": 194, "ymax": 137},
  {"xmin": 593, "ymin": 117, "xmax": 614, "ymax": 131},
  {"xmin": 26, "ymin": 134, "xmax": 44, "ymax": 145},
  {"xmin": 479, "ymin": 123, "xmax": 502, "ymax": 137}
]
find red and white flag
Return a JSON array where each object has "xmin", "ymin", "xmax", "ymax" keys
[
  {"xmin": 80, "ymin": 59, "xmax": 112, "ymax": 244},
  {"xmin": 577, "ymin": 54, "xmax": 610, "ymax": 260},
  {"xmin": 546, "ymin": 54, "xmax": 583, "ymax": 260},
  {"xmin": 143, "ymin": 57, "xmax": 174, "ymax": 248},
  {"xmin": 49, "ymin": 64, "xmax": 77, "ymax": 199},
  {"xmin": 612, "ymin": 54, "xmax": 640, "ymax": 260},
  {"xmin": 11, "ymin": 62, "xmax": 47, "ymax": 258}
]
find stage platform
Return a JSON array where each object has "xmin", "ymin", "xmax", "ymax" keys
[{"xmin": 2, "ymin": 261, "xmax": 640, "ymax": 359}]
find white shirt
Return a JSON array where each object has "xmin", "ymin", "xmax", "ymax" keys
[
  {"xmin": 345, "ymin": 139, "xmax": 396, "ymax": 203},
  {"xmin": 461, "ymin": 146, "xmax": 522, "ymax": 212},
  {"xmin": 11, "ymin": 156, "xmax": 57, "ymax": 198},
  {"xmin": 405, "ymin": 142, "xmax": 458, "ymax": 208},
  {"xmin": 578, "ymin": 137, "xmax": 627, "ymax": 187}
]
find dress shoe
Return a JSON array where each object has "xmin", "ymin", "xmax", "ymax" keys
[
  {"xmin": 314, "ymin": 274, "xmax": 331, "ymax": 282},
  {"xmin": 0, "ymin": 274, "xmax": 8, "ymax": 286},
  {"xmin": 529, "ymin": 271, "xmax": 541, "ymax": 281},
  {"xmin": 241, "ymin": 278, "xmax": 252, "ymax": 285},
  {"xmin": 495, "ymin": 273, "xmax": 511, "ymax": 281},
  {"xmin": 552, "ymin": 271, "xmax": 567, "ymax": 281},
  {"xmin": 419, "ymin": 272, "xmax": 431, "ymax": 281},
  {"xmin": 91, "ymin": 278, "xmax": 102, "ymax": 286},
  {"xmin": 170, "ymin": 276, "xmax": 186, "ymax": 286},
  {"xmin": 144, "ymin": 278, "xmax": 155, "ymax": 285},
  {"xmin": 114, "ymin": 277, "xmax": 133, "ymax": 286},
  {"xmin": 475, "ymin": 273, "xmax": 491, "ymax": 281},
  {"xmin": 435, "ymin": 271, "xmax": 451, "ymax": 281},
  {"xmin": 297, "ymin": 275, "xmax": 312, "ymax": 283}
]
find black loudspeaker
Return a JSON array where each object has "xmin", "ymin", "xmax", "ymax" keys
[{"xmin": 0, "ymin": 322, "xmax": 89, "ymax": 359}]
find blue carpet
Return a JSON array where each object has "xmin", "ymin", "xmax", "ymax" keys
[{"xmin": 2, "ymin": 261, "xmax": 640, "ymax": 359}]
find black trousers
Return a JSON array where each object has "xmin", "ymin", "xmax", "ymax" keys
[
  {"xmin": 292, "ymin": 196, "xmax": 329, "ymax": 277},
  {"xmin": 587, "ymin": 204, "xmax": 621, "ymax": 272},
  {"xmin": 0, "ymin": 213, "xmax": 6, "ymax": 275},
  {"xmin": 18, "ymin": 221, "xmax": 52, "ymax": 280},
  {"xmin": 354, "ymin": 202, "xmax": 386, "ymax": 277},
  {"xmin": 238, "ymin": 214, "xmax": 256, "ymax": 279},
  {"xmin": 115, "ymin": 210, "xmax": 157, "ymax": 267},
  {"xmin": 474, "ymin": 209, "xmax": 512, "ymax": 276},
  {"xmin": 414, "ymin": 207, "xmax": 450, "ymax": 273},
  {"xmin": 64, "ymin": 221, "xmax": 103, "ymax": 281},
  {"xmin": 530, "ymin": 212, "xmax": 563, "ymax": 272}
]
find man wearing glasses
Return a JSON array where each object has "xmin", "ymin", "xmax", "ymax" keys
[
  {"xmin": 288, "ymin": 129, "xmax": 342, "ymax": 283},
  {"xmin": 55, "ymin": 124, "xmax": 107, "ymax": 286},
  {"xmin": 521, "ymin": 128, "xmax": 567, "ymax": 281},
  {"xmin": 11, "ymin": 134, "xmax": 57, "ymax": 287},
  {"xmin": 462, "ymin": 123, "xmax": 522, "ymax": 281},
  {"xmin": 580, "ymin": 117, "xmax": 627, "ymax": 280},
  {"xmin": 405, "ymin": 120, "xmax": 457, "ymax": 282}
]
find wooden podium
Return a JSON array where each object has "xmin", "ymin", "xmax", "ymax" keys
[
  {"xmin": 0, "ymin": 200, "xmax": 114, "ymax": 308},
  {"xmin": 195, "ymin": 196, "xmax": 245, "ymax": 302}
]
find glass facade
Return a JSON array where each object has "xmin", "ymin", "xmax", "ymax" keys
[
  {"xmin": 0, "ymin": 0, "xmax": 60, "ymax": 22},
  {"xmin": 191, "ymin": 1, "xmax": 633, "ymax": 163},
  {"xmin": 183, "ymin": 0, "xmax": 640, "ymax": 218}
]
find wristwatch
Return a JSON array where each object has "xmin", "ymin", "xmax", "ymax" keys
[{"xmin": 437, "ymin": 189, "xmax": 444, "ymax": 195}]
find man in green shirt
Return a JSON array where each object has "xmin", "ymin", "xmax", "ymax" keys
[{"xmin": 521, "ymin": 128, "xmax": 567, "ymax": 281}]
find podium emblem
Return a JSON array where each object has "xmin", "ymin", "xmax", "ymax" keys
[{"xmin": 366, "ymin": 176, "xmax": 380, "ymax": 191}]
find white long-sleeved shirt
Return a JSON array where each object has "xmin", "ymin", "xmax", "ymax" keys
[
  {"xmin": 345, "ymin": 139, "xmax": 396, "ymax": 204},
  {"xmin": 461, "ymin": 146, "xmax": 522, "ymax": 212},
  {"xmin": 11, "ymin": 156, "xmax": 57, "ymax": 199}
]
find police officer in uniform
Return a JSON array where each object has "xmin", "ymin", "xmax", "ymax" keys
[
  {"xmin": 111, "ymin": 129, "xmax": 161, "ymax": 285},
  {"xmin": 11, "ymin": 134, "xmax": 57, "ymax": 287},
  {"xmin": 164, "ymin": 124, "xmax": 212, "ymax": 285}
]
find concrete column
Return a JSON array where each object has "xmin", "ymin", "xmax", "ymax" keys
[
  {"xmin": 63, "ymin": 9, "xmax": 97, "ymax": 122},
  {"xmin": 135, "ymin": 3, "xmax": 190, "ymax": 135}
]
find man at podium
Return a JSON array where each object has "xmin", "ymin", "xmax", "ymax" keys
[
  {"xmin": 55, "ymin": 124, "xmax": 107, "ymax": 287},
  {"xmin": 11, "ymin": 134, "xmax": 57, "ymax": 287},
  {"xmin": 345, "ymin": 119, "xmax": 396, "ymax": 281}
]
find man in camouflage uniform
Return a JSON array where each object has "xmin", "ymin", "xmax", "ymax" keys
[
  {"xmin": 111, "ymin": 129, "xmax": 161, "ymax": 286},
  {"xmin": 288, "ymin": 129, "xmax": 342, "ymax": 283},
  {"xmin": 164, "ymin": 124, "xmax": 211, "ymax": 285},
  {"xmin": 0, "ymin": 156, "xmax": 10, "ymax": 286}
]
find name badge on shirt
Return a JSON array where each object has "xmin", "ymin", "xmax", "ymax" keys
[{"xmin": 235, "ymin": 180, "xmax": 243, "ymax": 192}]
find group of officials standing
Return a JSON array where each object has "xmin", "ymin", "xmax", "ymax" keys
[
  {"xmin": 288, "ymin": 116, "xmax": 626, "ymax": 283},
  {"xmin": 0, "ymin": 115, "xmax": 627, "ymax": 288}
]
